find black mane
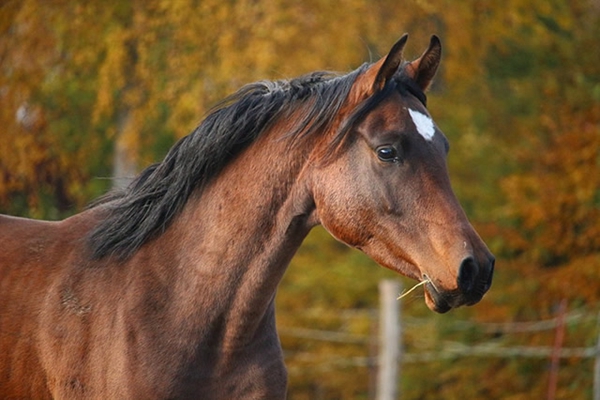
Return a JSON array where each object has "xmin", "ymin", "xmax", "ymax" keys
[{"xmin": 87, "ymin": 64, "xmax": 426, "ymax": 260}]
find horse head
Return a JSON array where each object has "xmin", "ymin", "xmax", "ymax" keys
[{"xmin": 309, "ymin": 35, "xmax": 494, "ymax": 313}]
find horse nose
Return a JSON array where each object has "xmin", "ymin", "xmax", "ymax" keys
[
  {"xmin": 457, "ymin": 257, "xmax": 477, "ymax": 294},
  {"xmin": 457, "ymin": 256, "xmax": 495, "ymax": 296},
  {"xmin": 482, "ymin": 256, "xmax": 495, "ymax": 292}
]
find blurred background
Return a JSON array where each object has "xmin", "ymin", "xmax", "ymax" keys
[{"xmin": 1, "ymin": 0, "xmax": 599, "ymax": 398}]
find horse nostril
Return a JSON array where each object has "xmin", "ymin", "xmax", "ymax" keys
[
  {"xmin": 484, "ymin": 256, "xmax": 495, "ymax": 291},
  {"xmin": 457, "ymin": 257, "xmax": 478, "ymax": 294}
]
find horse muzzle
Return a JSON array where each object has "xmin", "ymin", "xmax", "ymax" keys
[{"xmin": 423, "ymin": 255, "xmax": 495, "ymax": 313}]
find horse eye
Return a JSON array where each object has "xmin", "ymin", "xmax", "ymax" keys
[{"xmin": 376, "ymin": 146, "xmax": 399, "ymax": 163}]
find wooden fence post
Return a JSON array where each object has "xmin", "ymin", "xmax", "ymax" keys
[
  {"xmin": 377, "ymin": 280, "xmax": 401, "ymax": 400},
  {"xmin": 547, "ymin": 299, "xmax": 567, "ymax": 400},
  {"xmin": 594, "ymin": 312, "xmax": 600, "ymax": 400}
]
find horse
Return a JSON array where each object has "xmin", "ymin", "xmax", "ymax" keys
[{"xmin": 0, "ymin": 34, "xmax": 494, "ymax": 399}]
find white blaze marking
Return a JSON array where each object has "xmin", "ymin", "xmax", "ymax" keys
[{"xmin": 408, "ymin": 109, "xmax": 435, "ymax": 141}]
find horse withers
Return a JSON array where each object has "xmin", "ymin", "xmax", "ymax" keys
[{"xmin": 0, "ymin": 34, "xmax": 494, "ymax": 399}]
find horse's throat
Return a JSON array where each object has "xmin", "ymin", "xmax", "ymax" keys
[{"xmin": 165, "ymin": 176, "xmax": 313, "ymax": 349}]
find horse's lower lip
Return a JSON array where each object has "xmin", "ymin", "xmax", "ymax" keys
[
  {"xmin": 424, "ymin": 283, "xmax": 452, "ymax": 314},
  {"xmin": 423, "ymin": 280, "xmax": 486, "ymax": 312}
]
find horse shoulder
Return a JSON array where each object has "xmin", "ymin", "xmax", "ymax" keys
[{"xmin": 0, "ymin": 211, "xmax": 101, "ymax": 398}]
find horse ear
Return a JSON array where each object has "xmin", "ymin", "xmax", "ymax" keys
[
  {"xmin": 403, "ymin": 35, "xmax": 442, "ymax": 91},
  {"xmin": 348, "ymin": 34, "xmax": 408, "ymax": 104},
  {"xmin": 373, "ymin": 33, "xmax": 409, "ymax": 91}
]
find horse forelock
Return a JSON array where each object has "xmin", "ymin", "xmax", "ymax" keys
[{"xmin": 395, "ymin": 64, "xmax": 428, "ymax": 106}]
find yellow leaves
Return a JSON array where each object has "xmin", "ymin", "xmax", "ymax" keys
[{"xmin": 94, "ymin": 26, "xmax": 132, "ymax": 124}]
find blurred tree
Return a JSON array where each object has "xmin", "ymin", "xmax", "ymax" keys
[
  {"xmin": 1, "ymin": 0, "xmax": 77, "ymax": 217},
  {"xmin": 484, "ymin": 0, "xmax": 600, "ymax": 266}
]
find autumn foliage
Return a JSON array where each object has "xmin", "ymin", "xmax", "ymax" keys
[{"xmin": 1, "ymin": 0, "xmax": 599, "ymax": 398}]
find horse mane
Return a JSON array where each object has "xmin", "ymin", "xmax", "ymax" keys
[
  {"xmin": 87, "ymin": 64, "xmax": 426, "ymax": 261},
  {"xmin": 87, "ymin": 68, "xmax": 364, "ymax": 260}
]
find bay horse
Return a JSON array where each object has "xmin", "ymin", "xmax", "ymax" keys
[{"xmin": 0, "ymin": 34, "xmax": 494, "ymax": 399}]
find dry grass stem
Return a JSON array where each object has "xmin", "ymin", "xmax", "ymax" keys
[{"xmin": 397, "ymin": 279, "xmax": 430, "ymax": 300}]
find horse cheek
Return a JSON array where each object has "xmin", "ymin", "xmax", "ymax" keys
[{"xmin": 315, "ymin": 183, "xmax": 374, "ymax": 250}]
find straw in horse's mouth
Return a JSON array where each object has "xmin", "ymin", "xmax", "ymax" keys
[
  {"xmin": 396, "ymin": 276, "xmax": 431, "ymax": 300},
  {"xmin": 394, "ymin": 275, "xmax": 454, "ymax": 313}
]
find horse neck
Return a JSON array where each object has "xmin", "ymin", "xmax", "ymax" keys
[{"xmin": 147, "ymin": 129, "xmax": 317, "ymax": 349}]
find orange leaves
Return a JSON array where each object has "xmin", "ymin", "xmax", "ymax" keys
[{"xmin": 501, "ymin": 107, "xmax": 600, "ymax": 266}]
